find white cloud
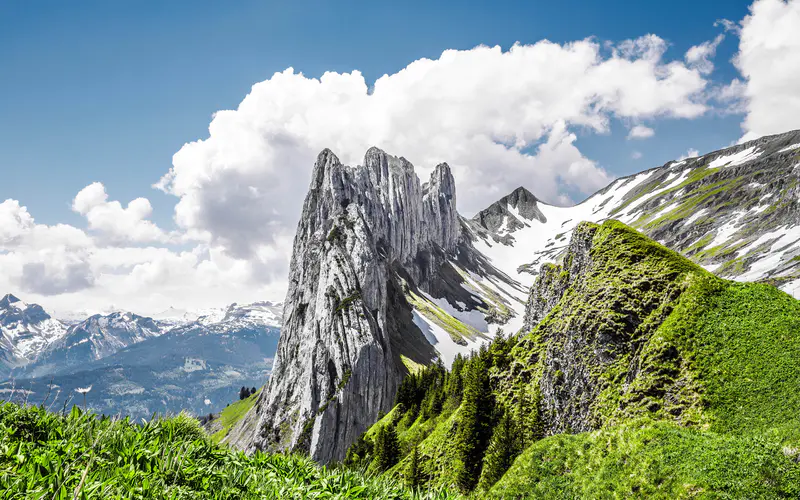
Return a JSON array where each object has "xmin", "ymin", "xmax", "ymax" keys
[
  {"xmin": 72, "ymin": 182, "xmax": 171, "ymax": 244},
  {"xmin": 679, "ymin": 148, "xmax": 701, "ymax": 160},
  {"xmin": 158, "ymin": 38, "xmax": 710, "ymax": 273},
  {"xmin": 0, "ymin": 198, "xmax": 285, "ymax": 314},
  {"xmin": 733, "ymin": 0, "xmax": 800, "ymax": 140},
  {"xmin": 627, "ymin": 125, "xmax": 655, "ymax": 139},
  {"xmin": 631, "ymin": 151, "xmax": 643, "ymax": 160},
  {"xmin": 686, "ymin": 34, "xmax": 726, "ymax": 75}
]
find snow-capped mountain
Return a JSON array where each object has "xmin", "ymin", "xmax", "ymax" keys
[
  {"xmin": 4, "ymin": 301, "xmax": 283, "ymax": 419},
  {"xmin": 152, "ymin": 302, "xmax": 282, "ymax": 330},
  {"xmin": 0, "ymin": 294, "xmax": 67, "ymax": 374},
  {"xmin": 195, "ymin": 301, "xmax": 282, "ymax": 329},
  {"xmin": 22, "ymin": 311, "xmax": 164, "ymax": 378},
  {"xmin": 468, "ymin": 129, "xmax": 800, "ymax": 300}
]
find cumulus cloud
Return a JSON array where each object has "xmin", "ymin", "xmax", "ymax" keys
[
  {"xmin": 686, "ymin": 34, "xmax": 726, "ymax": 75},
  {"xmin": 72, "ymin": 182, "xmax": 171, "ymax": 244},
  {"xmin": 0, "ymin": 199, "xmax": 94, "ymax": 295},
  {"xmin": 0, "ymin": 198, "xmax": 284, "ymax": 313},
  {"xmin": 679, "ymin": 148, "xmax": 701, "ymax": 160},
  {"xmin": 733, "ymin": 0, "xmax": 800, "ymax": 140},
  {"xmin": 627, "ymin": 125, "xmax": 655, "ymax": 139},
  {"xmin": 158, "ymin": 37, "xmax": 710, "ymax": 273}
]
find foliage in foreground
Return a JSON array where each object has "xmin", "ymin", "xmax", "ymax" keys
[{"xmin": 0, "ymin": 401, "xmax": 460, "ymax": 499}]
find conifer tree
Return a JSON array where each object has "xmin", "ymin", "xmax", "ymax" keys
[
  {"xmin": 406, "ymin": 444, "xmax": 422, "ymax": 489},
  {"xmin": 373, "ymin": 422, "xmax": 400, "ymax": 471},
  {"xmin": 515, "ymin": 383, "xmax": 544, "ymax": 449},
  {"xmin": 478, "ymin": 406, "xmax": 521, "ymax": 490},
  {"xmin": 456, "ymin": 356, "xmax": 494, "ymax": 492}
]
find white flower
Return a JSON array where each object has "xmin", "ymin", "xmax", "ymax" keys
[{"xmin": 75, "ymin": 386, "xmax": 93, "ymax": 394}]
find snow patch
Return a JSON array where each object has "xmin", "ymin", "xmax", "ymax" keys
[
  {"xmin": 412, "ymin": 310, "xmax": 479, "ymax": 368},
  {"xmin": 708, "ymin": 147, "xmax": 762, "ymax": 169}
]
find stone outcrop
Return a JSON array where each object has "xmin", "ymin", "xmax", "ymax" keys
[
  {"xmin": 226, "ymin": 148, "xmax": 467, "ymax": 462},
  {"xmin": 517, "ymin": 221, "xmax": 693, "ymax": 435},
  {"xmin": 472, "ymin": 186, "xmax": 546, "ymax": 235}
]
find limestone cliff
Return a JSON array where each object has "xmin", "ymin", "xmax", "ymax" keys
[{"xmin": 226, "ymin": 147, "xmax": 508, "ymax": 462}]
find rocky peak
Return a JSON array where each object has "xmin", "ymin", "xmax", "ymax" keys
[
  {"xmin": 0, "ymin": 294, "xmax": 21, "ymax": 309},
  {"xmin": 225, "ymin": 147, "xmax": 464, "ymax": 462},
  {"xmin": 0, "ymin": 295, "xmax": 66, "ymax": 374},
  {"xmin": 472, "ymin": 185, "xmax": 547, "ymax": 235}
]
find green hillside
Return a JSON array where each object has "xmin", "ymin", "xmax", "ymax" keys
[
  {"xmin": 210, "ymin": 389, "xmax": 260, "ymax": 443},
  {"xmin": 348, "ymin": 220, "xmax": 800, "ymax": 497},
  {"xmin": 0, "ymin": 401, "xmax": 459, "ymax": 499}
]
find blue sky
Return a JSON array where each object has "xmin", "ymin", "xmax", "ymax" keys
[
  {"xmin": 4, "ymin": 0, "xmax": 800, "ymax": 313},
  {"xmin": 2, "ymin": 0, "xmax": 751, "ymax": 227}
]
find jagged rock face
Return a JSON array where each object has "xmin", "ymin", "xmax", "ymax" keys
[
  {"xmin": 518, "ymin": 222, "xmax": 692, "ymax": 435},
  {"xmin": 472, "ymin": 186, "xmax": 546, "ymax": 235},
  {"xmin": 0, "ymin": 294, "xmax": 67, "ymax": 373},
  {"xmin": 228, "ymin": 148, "xmax": 461, "ymax": 462}
]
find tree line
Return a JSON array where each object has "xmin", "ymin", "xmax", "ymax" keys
[{"xmin": 344, "ymin": 332, "xmax": 543, "ymax": 493}]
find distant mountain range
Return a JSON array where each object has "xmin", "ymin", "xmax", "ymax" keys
[{"xmin": 0, "ymin": 296, "xmax": 282, "ymax": 418}]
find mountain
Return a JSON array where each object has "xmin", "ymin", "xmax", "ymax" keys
[
  {"xmin": 469, "ymin": 129, "xmax": 800, "ymax": 298},
  {"xmin": 354, "ymin": 220, "xmax": 800, "ymax": 495},
  {"xmin": 224, "ymin": 131, "xmax": 800, "ymax": 468},
  {"xmin": 3, "ymin": 302, "xmax": 282, "ymax": 419},
  {"xmin": 225, "ymin": 148, "xmax": 524, "ymax": 462},
  {"xmin": 0, "ymin": 294, "xmax": 67, "ymax": 375},
  {"xmin": 20, "ymin": 311, "xmax": 164, "ymax": 378}
]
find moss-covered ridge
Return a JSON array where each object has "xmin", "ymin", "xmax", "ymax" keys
[
  {"xmin": 351, "ymin": 219, "xmax": 800, "ymax": 496},
  {"xmin": 513, "ymin": 219, "xmax": 800, "ymax": 439}
]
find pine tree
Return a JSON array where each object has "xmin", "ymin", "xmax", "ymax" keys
[
  {"xmin": 344, "ymin": 431, "xmax": 373, "ymax": 466},
  {"xmin": 478, "ymin": 406, "xmax": 521, "ymax": 490},
  {"xmin": 373, "ymin": 422, "xmax": 400, "ymax": 471},
  {"xmin": 251, "ymin": 387, "xmax": 257, "ymax": 395},
  {"xmin": 456, "ymin": 356, "xmax": 494, "ymax": 492},
  {"xmin": 515, "ymin": 383, "xmax": 544, "ymax": 449},
  {"xmin": 239, "ymin": 386, "xmax": 249, "ymax": 400},
  {"xmin": 406, "ymin": 444, "xmax": 422, "ymax": 489}
]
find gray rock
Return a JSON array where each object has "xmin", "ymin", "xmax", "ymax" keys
[{"xmin": 226, "ymin": 148, "xmax": 466, "ymax": 462}]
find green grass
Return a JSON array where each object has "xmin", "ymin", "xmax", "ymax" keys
[
  {"xmin": 0, "ymin": 401, "xmax": 460, "ymax": 499},
  {"xmin": 661, "ymin": 280, "xmax": 800, "ymax": 442},
  {"xmin": 210, "ymin": 390, "xmax": 260, "ymax": 444},
  {"xmin": 357, "ymin": 220, "xmax": 800, "ymax": 496},
  {"xmin": 489, "ymin": 419, "xmax": 800, "ymax": 499}
]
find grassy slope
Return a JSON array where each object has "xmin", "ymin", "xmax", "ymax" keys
[
  {"xmin": 490, "ymin": 419, "xmax": 800, "ymax": 499},
  {"xmin": 0, "ymin": 401, "xmax": 459, "ymax": 499},
  {"xmin": 367, "ymin": 220, "xmax": 800, "ymax": 496},
  {"xmin": 210, "ymin": 390, "xmax": 260, "ymax": 443}
]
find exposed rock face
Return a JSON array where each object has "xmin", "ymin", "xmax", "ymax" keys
[
  {"xmin": 227, "ymin": 148, "xmax": 465, "ymax": 462},
  {"xmin": 518, "ymin": 221, "xmax": 693, "ymax": 435},
  {"xmin": 472, "ymin": 186, "xmax": 546, "ymax": 235},
  {"xmin": 0, "ymin": 294, "xmax": 67, "ymax": 374}
]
